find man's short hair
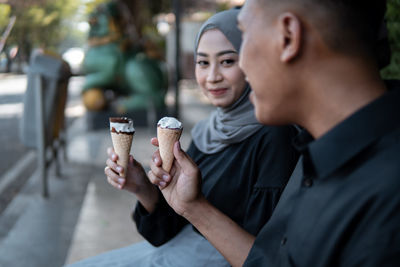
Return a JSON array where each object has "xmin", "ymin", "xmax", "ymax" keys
[{"xmin": 259, "ymin": 0, "xmax": 387, "ymax": 59}]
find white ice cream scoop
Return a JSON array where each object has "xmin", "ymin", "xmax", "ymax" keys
[{"xmin": 157, "ymin": 117, "xmax": 182, "ymax": 129}]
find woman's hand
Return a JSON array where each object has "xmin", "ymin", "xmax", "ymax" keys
[
  {"xmin": 105, "ymin": 147, "xmax": 159, "ymax": 213},
  {"xmin": 105, "ymin": 147, "xmax": 152, "ymax": 194},
  {"xmin": 148, "ymin": 139, "xmax": 202, "ymax": 216}
]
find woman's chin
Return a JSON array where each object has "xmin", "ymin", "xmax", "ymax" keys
[
  {"xmin": 213, "ymin": 102, "xmax": 229, "ymax": 108},
  {"xmin": 208, "ymin": 97, "xmax": 232, "ymax": 108}
]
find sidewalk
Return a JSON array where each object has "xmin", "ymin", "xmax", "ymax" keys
[{"xmin": 0, "ymin": 77, "xmax": 213, "ymax": 267}]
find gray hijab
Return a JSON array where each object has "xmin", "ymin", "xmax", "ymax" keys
[{"xmin": 191, "ymin": 8, "xmax": 263, "ymax": 154}]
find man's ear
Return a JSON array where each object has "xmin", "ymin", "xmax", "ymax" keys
[{"xmin": 277, "ymin": 12, "xmax": 302, "ymax": 62}]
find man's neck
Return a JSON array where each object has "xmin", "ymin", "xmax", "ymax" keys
[{"xmin": 297, "ymin": 56, "xmax": 387, "ymax": 139}]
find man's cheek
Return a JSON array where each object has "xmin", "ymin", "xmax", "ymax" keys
[
  {"xmin": 249, "ymin": 91, "xmax": 255, "ymax": 105},
  {"xmin": 238, "ymin": 48, "xmax": 246, "ymax": 71}
]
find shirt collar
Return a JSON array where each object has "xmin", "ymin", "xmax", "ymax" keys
[{"xmin": 294, "ymin": 81, "xmax": 400, "ymax": 179}]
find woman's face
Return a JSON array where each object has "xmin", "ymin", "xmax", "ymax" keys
[{"xmin": 195, "ymin": 29, "xmax": 247, "ymax": 108}]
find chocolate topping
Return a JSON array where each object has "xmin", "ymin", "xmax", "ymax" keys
[
  {"xmin": 110, "ymin": 128, "xmax": 135, "ymax": 135},
  {"xmin": 109, "ymin": 117, "xmax": 132, "ymax": 123}
]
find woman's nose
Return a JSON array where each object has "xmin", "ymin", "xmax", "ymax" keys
[{"xmin": 206, "ymin": 65, "xmax": 223, "ymax": 83}]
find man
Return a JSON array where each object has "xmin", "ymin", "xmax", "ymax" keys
[
  {"xmin": 148, "ymin": 0, "xmax": 400, "ymax": 266},
  {"xmin": 238, "ymin": 1, "xmax": 400, "ymax": 265}
]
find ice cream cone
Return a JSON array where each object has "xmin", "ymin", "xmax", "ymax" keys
[
  {"xmin": 157, "ymin": 126, "xmax": 182, "ymax": 172},
  {"xmin": 109, "ymin": 117, "xmax": 135, "ymax": 178},
  {"xmin": 111, "ymin": 132, "xmax": 133, "ymax": 177}
]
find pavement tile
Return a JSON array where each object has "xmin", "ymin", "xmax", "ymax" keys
[{"xmin": 0, "ymin": 162, "xmax": 96, "ymax": 267}]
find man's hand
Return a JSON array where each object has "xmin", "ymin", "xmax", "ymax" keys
[{"xmin": 148, "ymin": 139, "xmax": 202, "ymax": 216}]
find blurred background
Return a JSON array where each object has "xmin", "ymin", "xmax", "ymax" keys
[
  {"xmin": 0, "ymin": 0, "xmax": 399, "ymax": 266},
  {"xmin": 1, "ymin": 0, "xmax": 399, "ymax": 78}
]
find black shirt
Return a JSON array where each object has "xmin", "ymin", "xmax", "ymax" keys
[
  {"xmin": 133, "ymin": 126, "xmax": 299, "ymax": 246},
  {"xmin": 244, "ymin": 82, "xmax": 400, "ymax": 267}
]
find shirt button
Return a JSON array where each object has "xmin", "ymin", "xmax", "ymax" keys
[
  {"xmin": 281, "ymin": 237, "xmax": 287, "ymax": 246},
  {"xmin": 303, "ymin": 178, "xmax": 313, "ymax": 187}
]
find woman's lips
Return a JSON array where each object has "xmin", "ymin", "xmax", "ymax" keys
[{"xmin": 208, "ymin": 88, "xmax": 228, "ymax": 96}]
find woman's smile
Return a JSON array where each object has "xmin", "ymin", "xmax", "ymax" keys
[{"xmin": 208, "ymin": 88, "xmax": 229, "ymax": 96}]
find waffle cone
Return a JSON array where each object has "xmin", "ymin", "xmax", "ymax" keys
[
  {"xmin": 111, "ymin": 132, "xmax": 133, "ymax": 177},
  {"xmin": 157, "ymin": 126, "xmax": 182, "ymax": 172}
]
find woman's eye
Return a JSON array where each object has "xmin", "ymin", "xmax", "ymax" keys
[
  {"xmin": 221, "ymin": 59, "xmax": 235, "ymax": 66},
  {"xmin": 197, "ymin": 60, "xmax": 209, "ymax": 67}
]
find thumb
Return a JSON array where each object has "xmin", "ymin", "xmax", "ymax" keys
[{"xmin": 173, "ymin": 141, "xmax": 195, "ymax": 170}]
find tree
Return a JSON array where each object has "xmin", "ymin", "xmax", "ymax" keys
[
  {"xmin": 382, "ymin": 0, "xmax": 400, "ymax": 79},
  {"xmin": 0, "ymin": 0, "xmax": 81, "ymax": 71}
]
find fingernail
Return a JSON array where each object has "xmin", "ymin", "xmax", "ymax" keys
[
  {"xmin": 117, "ymin": 167, "xmax": 123, "ymax": 173},
  {"xmin": 118, "ymin": 178, "xmax": 124, "ymax": 184},
  {"xmin": 162, "ymin": 175, "xmax": 169, "ymax": 181},
  {"xmin": 159, "ymin": 181, "xmax": 166, "ymax": 187},
  {"xmin": 154, "ymin": 157, "xmax": 159, "ymax": 164}
]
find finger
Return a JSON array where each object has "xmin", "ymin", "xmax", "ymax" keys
[
  {"xmin": 173, "ymin": 141, "xmax": 196, "ymax": 170},
  {"xmin": 107, "ymin": 147, "xmax": 118, "ymax": 162},
  {"xmin": 107, "ymin": 175, "xmax": 123, "ymax": 190},
  {"xmin": 128, "ymin": 154, "xmax": 139, "ymax": 166},
  {"xmin": 151, "ymin": 137, "xmax": 159, "ymax": 147},
  {"xmin": 105, "ymin": 166, "xmax": 124, "ymax": 184},
  {"xmin": 151, "ymin": 150, "xmax": 162, "ymax": 167},
  {"xmin": 106, "ymin": 158, "xmax": 123, "ymax": 174},
  {"xmin": 147, "ymin": 170, "xmax": 167, "ymax": 188},
  {"xmin": 105, "ymin": 167, "xmax": 125, "ymax": 189},
  {"xmin": 150, "ymin": 159, "xmax": 170, "ymax": 182}
]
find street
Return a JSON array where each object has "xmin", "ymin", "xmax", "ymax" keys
[{"xmin": 0, "ymin": 74, "xmax": 31, "ymax": 178}]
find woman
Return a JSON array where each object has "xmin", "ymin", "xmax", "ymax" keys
[{"xmin": 70, "ymin": 8, "xmax": 298, "ymax": 266}]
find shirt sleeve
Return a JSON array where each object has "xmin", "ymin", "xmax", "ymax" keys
[
  {"xmin": 132, "ymin": 189, "xmax": 189, "ymax": 246},
  {"xmin": 243, "ymin": 126, "xmax": 299, "ymax": 235}
]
